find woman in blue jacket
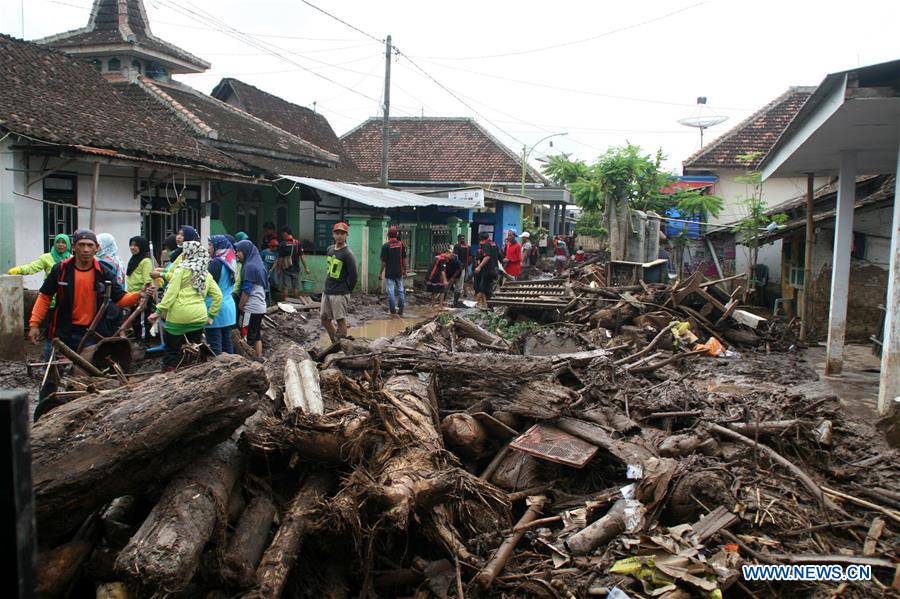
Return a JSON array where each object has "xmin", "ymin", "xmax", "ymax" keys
[{"xmin": 205, "ymin": 235, "xmax": 237, "ymax": 354}]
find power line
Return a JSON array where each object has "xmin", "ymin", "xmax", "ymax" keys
[
  {"xmin": 299, "ymin": 0, "xmax": 383, "ymax": 45},
  {"xmin": 393, "ymin": 50, "xmax": 526, "ymax": 147},
  {"xmin": 153, "ymin": 0, "xmax": 384, "ymax": 106},
  {"xmin": 414, "ymin": 1, "xmax": 709, "ymax": 61},
  {"xmin": 413, "ymin": 57, "xmax": 753, "ymax": 112}
]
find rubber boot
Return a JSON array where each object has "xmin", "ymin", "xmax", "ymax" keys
[
  {"xmin": 452, "ymin": 292, "xmax": 463, "ymax": 308},
  {"xmin": 398, "ymin": 304, "xmax": 404, "ymax": 317}
]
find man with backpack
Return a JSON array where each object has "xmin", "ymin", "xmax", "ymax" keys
[
  {"xmin": 276, "ymin": 226, "xmax": 309, "ymax": 299},
  {"xmin": 379, "ymin": 226, "xmax": 407, "ymax": 317},
  {"xmin": 473, "ymin": 231, "xmax": 501, "ymax": 309}
]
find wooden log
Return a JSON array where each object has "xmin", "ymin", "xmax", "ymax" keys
[
  {"xmin": 52, "ymin": 337, "xmax": 105, "ymax": 377},
  {"xmin": 283, "ymin": 358, "xmax": 308, "ymax": 413},
  {"xmin": 451, "ymin": 317, "xmax": 506, "ymax": 347},
  {"xmin": 474, "ymin": 495, "xmax": 547, "ymax": 590},
  {"xmin": 31, "ymin": 355, "xmax": 265, "ymax": 539},
  {"xmin": 222, "ymin": 495, "xmax": 277, "ymax": 588},
  {"xmin": 565, "ymin": 498, "xmax": 644, "ymax": 555},
  {"xmin": 250, "ymin": 472, "xmax": 336, "ymax": 599},
  {"xmin": 863, "ymin": 517, "xmax": 886, "ymax": 557},
  {"xmin": 240, "ymin": 411, "xmax": 370, "ymax": 465},
  {"xmin": 727, "ymin": 419, "xmax": 799, "ymax": 435},
  {"xmin": 441, "ymin": 413, "xmax": 488, "ymax": 460},
  {"xmin": 36, "ymin": 514, "xmax": 99, "ymax": 597},
  {"xmin": 115, "ymin": 441, "xmax": 245, "ymax": 593},
  {"xmin": 298, "ymin": 359, "xmax": 324, "ymax": 415}
]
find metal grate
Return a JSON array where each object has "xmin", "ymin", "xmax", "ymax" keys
[{"xmin": 510, "ymin": 423, "xmax": 598, "ymax": 468}]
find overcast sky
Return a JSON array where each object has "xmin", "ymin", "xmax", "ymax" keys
[{"xmin": 3, "ymin": 0, "xmax": 898, "ymax": 172}]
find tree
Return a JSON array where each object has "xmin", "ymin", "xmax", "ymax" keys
[
  {"xmin": 543, "ymin": 144, "xmax": 723, "ymax": 260},
  {"xmin": 731, "ymin": 152, "xmax": 787, "ymax": 299}
]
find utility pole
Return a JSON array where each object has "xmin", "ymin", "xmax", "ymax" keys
[{"xmin": 380, "ymin": 35, "xmax": 392, "ymax": 186}]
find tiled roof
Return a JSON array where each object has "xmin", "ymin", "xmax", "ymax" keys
[
  {"xmin": 341, "ymin": 117, "xmax": 546, "ymax": 185},
  {"xmin": 0, "ymin": 34, "xmax": 245, "ymax": 173},
  {"xmin": 683, "ymin": 87, "xmax": 815, "ymax": 171},
  {"xmin": 211, "ymin": 78, "xmax": 367, "ymax": 182},
  {"xmin": 152, "ymin": 81, "xmax": 337, "ymax": 166},
  {"xmin": 36, "ymin": 0, "xmax": 209, "ymax": 72}
]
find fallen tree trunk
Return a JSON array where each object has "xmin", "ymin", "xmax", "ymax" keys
[
  {"xmin": 333, "ymin": 374, "xmax": 507, "ymax": 562},
  {"xmin": 565, "ymin": 498, "xmax": 644, "ymax": 555},
  {"xmin": 284, "ymin": 358, "xmax": 324, "ymax": 414},
  {"xmin": 115, "ymin": 441, "xmax": 245, "ymax": 593},
  {"xmin": 32, "ymin": 355, "xmax": 265, "ymax": 539},
  {"xmin": 250, "ymin": 472, "xmax": 336, "ymax": 599},
  {"xmin": 240, "ymin": 410, "xmax": 370, "ymax": 465},
  {"xmin": 222, "ymin": 495, "xmax": 277, "ymax": 588},
  {"xmin": 451, "ymin": 317, "xmax": 506, "ymax": 347}
]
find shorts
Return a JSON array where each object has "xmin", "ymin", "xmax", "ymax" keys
[
  {"xmin": 474, "ymin": 271, "xmax": 497, "ymax": 298},
  {"xmin": 426, "ymin": 282, "xmax": 446, "ymax": 294},
  {"xmin": 277, "ymin": 270, "xmax": 300, "ymax": 291},
  {"xmin": 241, "ymin": 312, "xmax": 264, "ymax": 344},
  {"xmin": 321, "ymin": 293, "xmax": 350, "ymax": 321}
]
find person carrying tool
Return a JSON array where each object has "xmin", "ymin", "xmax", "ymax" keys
[
  {"xmin": 425, "ymin": 250, "xmax": 452, "ymax": 310},
  {"xmin": 474, "ymin": 231, "xmax": 501, "ymax": 310},
  {"xmin": 321, "ymin": 221, "xmax": 357, "ymax": 343},
  {"xmin": 7, "ymin": 233, "xmax": 71, "ymax": 281},
  {"xmin": 379, "ymin": 226, "xmax": 407, "ymax": 317},
  {"xmin": 28, "ymin": 229, "xmax": 147, "ymax": 354}
]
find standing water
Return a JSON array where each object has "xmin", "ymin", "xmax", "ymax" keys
[{"xmin": 318, "ymin": 313, "xmax": 427, "ymax": 348}]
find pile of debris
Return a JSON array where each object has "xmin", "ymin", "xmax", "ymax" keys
[{"xmin": 29, "ymin": 288, "xmax": 900, "ymax": 597}]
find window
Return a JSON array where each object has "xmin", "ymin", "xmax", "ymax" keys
[
  {"xmin": 146, "ymin": 62, "xmax": 168, "ymax": 81},
  {"xmin": 107, "ymin": 57, "xmax": 121, "ymax": 71},
  {"xmin": 210, "ymin": 202, "xmax": 220, "ymax": 220},
  {"xmin": 43, "ymin": 175, "xmax": 78, "ymax": 252},
  {"xmin": 131, "ymin": 60, "xmax": 142, "ymax": 74}
]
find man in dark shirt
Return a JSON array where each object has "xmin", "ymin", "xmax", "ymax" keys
[
  {"xmin": 425, "ymin": 250, "xmax": 451, "ymax": 311},
  {"xmin": 474, "ymin": 231, "xmax": 500, "ymax": 309},
  {"xmin": 445, "ymin": 251, "xmax": 465, "ymax": 308},
  {"xmin": 322, "ymin": 222, "xmax": 357, "ymax": 343},
  {"xmin": 379, "ymin": 226, "xmax": 407, "ymax": 317},
  {"xmin": 452, "ymin": 234, "xmax": 471, "ymax": 301},
  {"xmin": 277, "ymin": 226, "xmax": 309, "ymax": 300}
]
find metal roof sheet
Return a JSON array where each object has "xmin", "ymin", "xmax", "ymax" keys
[{"xmin": 280, "ymin": 176, "xmax": 483, "ymax": 209}]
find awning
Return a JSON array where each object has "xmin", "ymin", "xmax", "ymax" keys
[{"xmin": 279, "ymin": 176, "xmax": 483, "ymax": 209}]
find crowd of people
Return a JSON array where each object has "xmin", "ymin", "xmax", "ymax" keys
[
  {"xmin": 13, "ymin": 221, "xmax": 580, "ymax": 377},
  {"xmin": 11, "ymin": 220, "xmax": 358, "ymax": 375}
]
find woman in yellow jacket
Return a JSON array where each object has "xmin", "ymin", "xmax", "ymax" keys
[
  {"xmin": 149, "ymin": 240, "xmax": 222, "ymax": 371},
  {"xmin": 7, "ymin": 233, "xmax": 72, "ymax": 278},
  {"xmin": 126, "ymin": 236, "xmax": 155, "ymax": 342}
]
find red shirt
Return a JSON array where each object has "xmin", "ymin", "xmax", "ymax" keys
[{"xmin": 504, "ymin": 240, "xmax": 523, "ymax": 277}]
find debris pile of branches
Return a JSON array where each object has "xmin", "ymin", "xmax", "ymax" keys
[{"xmin": 30, "ymin": 308, "xmax": 898, "ymax": 597}]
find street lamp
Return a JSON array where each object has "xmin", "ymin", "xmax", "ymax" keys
[{"xmin": 521, "ymin": 132, "xmax": 567, "ymax": 196}]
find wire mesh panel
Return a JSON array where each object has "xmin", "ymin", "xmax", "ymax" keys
[
  {"xmin": 42, "ymin": 176, "xmax": 78, "ymax": 252},
  {"xmin": 431, "ymin": 225, "xmax": 452, "ymax": 255}
]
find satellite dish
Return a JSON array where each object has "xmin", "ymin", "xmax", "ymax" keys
[{"xmin": 678, "ymin": 97, "xmax": 728, "ymax": 146}]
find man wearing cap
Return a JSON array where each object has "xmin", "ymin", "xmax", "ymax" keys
[
  {"xmin": 28, "ymin": 229, "xmax": 148, "ymax": 352},
  {"xmin": 503, "ymin": 229, "xmax": 523, "ymax": 280},
  {"xmin": 379, "ymin": 226, "xmax": 406, "ymax": 317},
  {"xmin": 322, "ymin": 221, "xmax": 357, "ymax": 343}
]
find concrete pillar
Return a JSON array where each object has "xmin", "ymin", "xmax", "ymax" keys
[
  {"xmin": 414, "ymin": 222, "xmax": 433, "ymax": 270},
  {"xmin": 0, "ymin": 276, "xmax": 24, "ymax": 360},
  {"xmin": 877, "ymin": 145, "xmax": 900, "ymax": 415},
  {"xmin": 346, "ymin": 216, "xmax": 369, "ymax": 293},
  {"xmin": 825, "ymin": 151, "xmax": 857, "ymax": 376},
  {"xmin": 0, "ymin": 138, "xmax": 16, "ymax": 273}
]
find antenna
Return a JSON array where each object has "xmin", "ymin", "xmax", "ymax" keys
[{"xmin": 678, "ymin": 96, "xmax": 728, "ymax": 146}]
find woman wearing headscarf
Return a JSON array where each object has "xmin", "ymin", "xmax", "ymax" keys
[
  {"xmin": 205, "ymin": 235, "xmax": 237, "ymax": 355},
  {"xmin": 153, "ymin": 224, "xmax": 199, "ymax": 283},
  {"xmin": 160, "ymin": 234, "xmax": 178, "ymax": 266},
  {"xmin": 150, "ymin": 240, "xmax": 222, "ymax": 371},
  {"xmin": 127, "ymin": 236, "xmax": 155, "ymax": 342},
  {"xmin": 235, "ymin": 231, "xmax": 249, "ymax": 242},
  {"xmin": 96, "ymin": 233, "xmax": 127, "ymax": 288},
  {"xmin": 8, "ymin": 233, "xmax": 72, "ymax": 279},
  {"xmin": 235, "ymin": 240, "xmax": 268, "ymax": 358}
]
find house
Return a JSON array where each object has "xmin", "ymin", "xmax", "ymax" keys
[
  {"xmin": 0, "ymin": 32, "xmax": 261, "ymax": 289},
  {"xmin": 341, "ymin": 117, "xmax": 571, "ymax": 257},
  {"xmin": 682, "ymin": 87, "xmax": 830, "ymax": 297},
  {"xmin": 757, "ymin": 175, "xmax": 894, "ymax": 340},
  {"xmin": 757, "ymin": 57, "xmax": 899, "ymax": 416}
]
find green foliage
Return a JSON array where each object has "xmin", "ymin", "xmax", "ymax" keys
[
  {"xmin": 574, "ymin": 210, "xmax": 606, "ymax": 238},
  {"xmin": 541, "ymin": 144, "xmax": 716, "ymax": 219},
  {"xmin": 466, "ymin": 312, "xmax": 542, "ymax": 340},
  {"xmin": 676, "ymin": 189, "xmax": 723, "ymax": 220}
]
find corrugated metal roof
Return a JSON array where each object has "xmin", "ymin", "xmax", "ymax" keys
[{"xmin": 280, "ymin": 176, "xmax": 483, "ymax": 209}]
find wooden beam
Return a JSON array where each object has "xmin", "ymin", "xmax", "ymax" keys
[
  {"xmin": 25, "ymin": 158, "xmax": 77, "ymax": 192},
  {"xmin": 89, "ymin": 162, "xmax": 100, "ymax": 230},
  {"xmin": 800, "ymin": 172, "xmax": 815, "ymax": 342}
]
